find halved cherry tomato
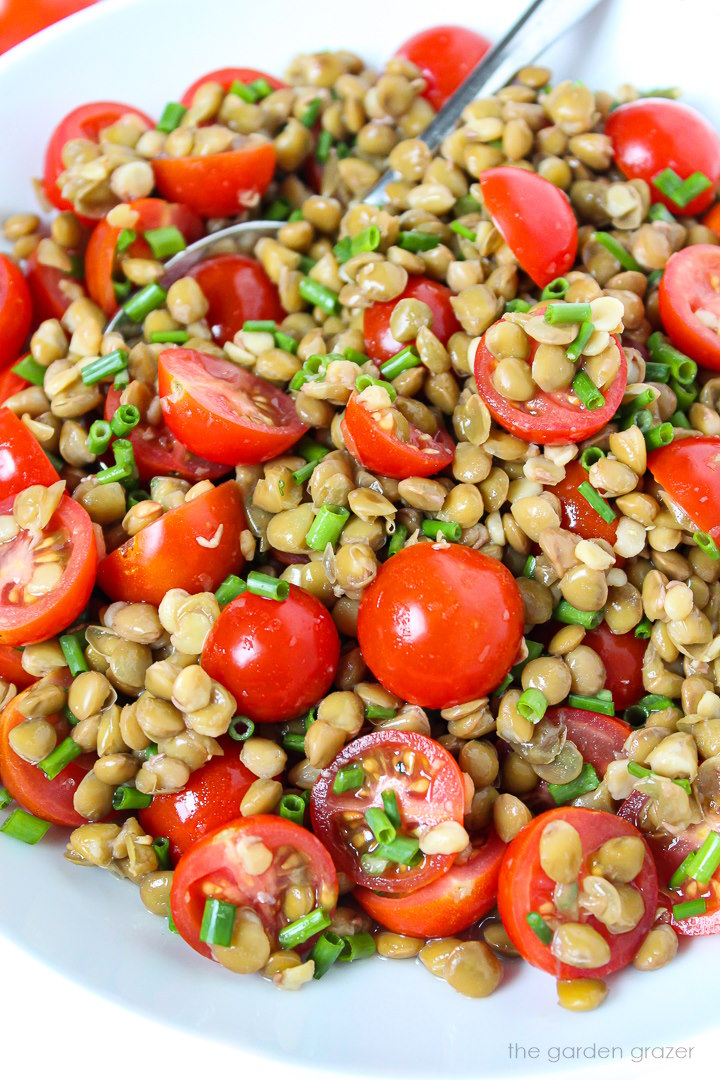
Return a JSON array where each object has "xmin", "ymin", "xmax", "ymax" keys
[
  {"xmin": 474, "ymin": 314, "xmax": 627, "ymax": 445},
  {"xmin": 202, "ymin": 585, "xmax": 340, "ymax": 724},
  {"xmin": 363, "ymin": 276, "xmax": 461, "ymax": 363},
  {"xmin": 648, "ymin": 434, "xmax": 720, "ymax": 539},
  {"xmin": 659, "ymin": 246, "xmax": 720, "ymax": 371},
  {"xmin": 170, "ymin": 815, "xmax": 338, "ymax": 960},
  {"xmin": 0, "ymin": 0, "xmax": 95, "ymax": 57},
  {"xmin": 103, "ymin": 388, "xmax": 229, "ymax": 486},
  {"xmin": 139, "ymin": 740, "xmax": 260, "ymax": 861},
  {"xmin": 0, "ymin": 645, "xmax": 33, "ymax": 690},
  {"xmin": 394, "ymin": 25, "xmax": 492, "ymax": 111},
  {"xmin": 0, "ymin": 493, "xmax": 96, "ymax": 646},
  {"xmin": 0, "ymin": 670, "xmax": 94, "ymax": 826},
  {"xmin": 187, "ymin": 253, "xmax": 283, "ymax": 344},
  {"xmin": 357, "ymin": 544, "xmax": 524, "ymax": 709},
  {"xmin": 152, "ymin": 141, "xmax": 276, "ymax": 219},
  {"xmin": 25, "ymin": 249, "xmax": 75, "ymax": 323},
  {"xmin": 0, "ymin": 368, "xmax": 29, "ymax": 406},
  {"xmin": 354, "ymin": 830, "xmax": 506, "ymax": 936},
  {"xmin": 96, "ymin": 481, "xmax": 245, "ymax": 606},
  {"xmin": 702, "ymin": 202, "xmax": 720, "ymax": 237},
  {"xmin": 546, "ymin": 706, "xmax": 631, "ymax": 777},
  {"xmin": 479, "ymin": 168, "xmax": 578, "ymax": 289},
  {"xmin": 498, "ymin": 807, "xmax": 657, "ymax": 977},
  {"xmin": 180, "ymin": 68, "xmax": 284, "ymax": 107},
  {"xmin": 85, "ymin": 198, "xmax": 204, "ymax": 317},
  {"xmin": 606, "ymin": 99, "xmax": 720, "ymax": 217},
  {"xmin": 158, "ymin": 348, "xmax": 307, "ymax": 465},
  {"xmin": 0, "ymin": 255, "xmax": 32, "ymax": 370},
  {"xmin": 582, "ymin": 624, "xmax": 647, "ymax": 713},
  {"xmin": 311, "ymin": 730, "xmax": 466, "ymax": 894},
  {"xmin": 0, "ymin": 407, "xmax": 60, "ymax": 500},
  {"xmin": 341, "ymin": 391, "xmax": 455, "ymax": 480},
  {"xmin": 554, "ymin": 459, "xmax": 619, "ymax": 545},
  {"xmin": 43, "ymin": 101, "xmax": 155, "ymax": 216}
]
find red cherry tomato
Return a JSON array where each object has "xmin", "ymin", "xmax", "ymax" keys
[
  {"xmin": 554, "ymin": 459, "xmax": 619, "ymax": 545},
  {"xmin": 96, "ymin": 481, "xmax": 245, "ymax": 606},
  {"xmin": 0, "ymin": 368, "xmax": 29, "ymax": 406},
  {"xmin": 648, "ymin": 434, "xmax": 720, "ymax": 540},
  {"xmin": 606, "ymin": 99, "xmax": 720, "ymax": 217},
  {"xmin": 363, "ymin": 276, "xmax": 461, "ymax": 363},
  {"xmin": 158, "ymin": 348, "xmax": 307, "ymax": 466},
  {"xmin": 170, "ymin": 815, "xmax": 338, "ymax": 960},
  {"xmin": 0, "ymin": 407, "xmax": 60, "ymax": 501},
  {"xmin": 43, "ymin": 101, "xmax": 155, "ymax": 216},
  {"xmin": 702, "ymin": 202, "xmax": 720, "ymax": 237},
  {"xmin": 0, "ymin": 255, "xmax": 32, "ymax": 370},
  {"xmin": 478, "ymin": 168, "xmax": 578, "ymax": 289},
  {"xmin": 0, "ymin": 645, "xmax": 33, "ymax": 690},
  {"xmin": 152, "ymin": 142, "xmax": 276, "ymax": 219},
  {"xmin": 0, "ymin": 0, "xmax": 95, "ymax": 56},
  {"xmin": 354, "ymin": 830, "xmax": 506, "ymax": 935},
  {"xmin": 0, "ymin": 670, "xmax": 95, "ymax": 826},
  {"xmin": 85, "ymin": 198, "xmax": 204, "ymax": 317},
  {"xmin": 341, "ymin": 391, "xmax": 455, "ymax": 480},
  {"xmin": 139, "ymin": 741, "xmax": 260, "ymax": 861},
  {"xmin": 187, "ymin": 253, "xmax": 283, "ymax": 344},
  {"xmin": 498, "ymin": 807, "xmax": 658, "ymax": 977},
  {"xmin": 546, "ymin": 706, "xmax": 631, "ymax": 777},
  {"xmin": 202, "ymin": 585, "xmax": 340, "ymax": 724},
  {"xmin": 582, "ymin": 625, "xmax": 647, "ymax": 713},
  {"xmin": 180, "ymin": 68, "xmax": 284, "ymax": 107},
  {"xmin": 394, "ymin": 26, "xmax": 492, "ymax": 111},
  {"xmin": 0, "ymin": 493, "xmax": 96, "ymax": 646},
  {"xmin": 357, "ymin": 544, "xmax": 524, "ymax": 709},
  {"xmin": 311, "ymin": 730, "xmax": 466, "ymax": 893},
  {"xmin": 659, "ymin": 246, "xmax": 720, "ymax": 372},
  {"xmin": 25, "ymin": 249, "xmax": 75, "ymax": 323},
  {"xmin": 474, "ymin": 316, "xmax": 627, "ymax": 446}
]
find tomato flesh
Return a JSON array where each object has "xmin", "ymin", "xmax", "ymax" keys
[
  {"xmin": 25, "ymin": 249, "xmax": 75, "ymax": 323},
  {"xmin": 554, "ymin": 459, "xmax": 619, "ymax": 546},
  {"xmin": 187, "ymin": 253, "xmax": 283, "ymax": 345},
  {"xmin": 0, "ymin": 255, "xmax": 32, "ymax": 370},
  {"xmin": 363, "ymin": 276, "xmax": 461, "ymax": 363},
  {"xmin": 395, "ymin": 25, "xmax": 492, "ymax": 110},
  {"xmin": 0, "ymin": 407, "xmax": 60, "ymax": 501},
  {"xmin": 546, "ymin": 707, "xmax": 631, "ymax": 778},
  {"xmin": 659, "ymin": 246, "xmax": 720, "ymax": 372},
  {"xmin": 152, "ymin": 142, "xmax": 276, "ymax": 219},
  {"xmin": 582, "ymin": 625, "xmax": 647, "ymax": 713},
  {"xmin": 341, "ymin": 391, "xmax": 455, "ymax": 480},
  {"xmin": 648, "ymin": 434, "xmax": 720, "ymax": 540},
  {"xmin": 0, "ymin": 644, "xmax": 34, "ymax": 690}
]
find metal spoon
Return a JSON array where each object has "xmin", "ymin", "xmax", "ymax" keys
[{"xmin": 107, "ymin": 0, "xmax": 604, "ymax": 336}]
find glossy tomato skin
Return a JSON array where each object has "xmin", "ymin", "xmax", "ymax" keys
[
  {"xmin": 170, "ymin": 815, "xmax": 338, "ymax": 959},
  {"xmin": 555, "ymin": 460, "xmax": 619, "ymax": 545},
  {"xmin": 158, "ymin": 348, "xmax": 307, "ymax": 465},
  {"xmin": 0, "ymin": 645, "xmax": 34, "ymax": 690},
  {"xmin": 311, "ymin": 730, "xmax": 466, "ymax": 893},
  {"xmin": 582, "ymin": 625, "xmax": 647, "ymax": 713},
  {"xmin": 546, "ymin": 706, "xmax": 631, "ymax": 776},
  {"xmin": 97, "ymin": 481, "xmax": 245, "ymax": 605},
  {"xmin": 188, "ymin": 254, "xmax": 283, "ymax": 345},
  {"xmin": 0, "ymin": 0, "xmax": 95, "ymax": 56},
  {"xmin": 395, "ymin": 25, "xmax": 492, "ymax": 110},
  {"xmin": 180, "ymin": 68, "xmax": 284, "ymax": 107},
  {"xmin": 341, "ymin": 392, "xmax": 455, "ymax": 480},
  {"xmin": 358, "ymin": 544, "xmax": 524, "ymax": 709},
  {"xmin": 202, "ymin": 585, "xmax": 340, "ymax": 724},
  {"xmin": 0, "ymin": 255, "xmax": 32, "ymax": 369},
  {"xmin": 25, "ymin": 249, "xmax": 75, "ymax": 323},
  {"xmin": 479, "ymin": 168, "xmax": 578, "ymax": 288},
  {"xmin": 498, "ymin": 807, "xmax": 658, "ymax": 978},
  {"xmin": 659, "ymin": 246, "xmax": 720, "ymax": 371},
  {"xmin": 606, "ymin": 99, "xmax": 720, "ymax": 217},
  {"xmin": 363, "ymin": 276, "xmax": 461, "ymax": 363},
  {"xmin": 0, "ymin": 368, "xmax": 29, "ymax": 406},
  {"xmin": 648, "ymin": 434, "xmax": 720, "ymax": 539},
  {"xmin": 354, "ymin": 830, "xmax": 506, "ymax": 936},
  {"xmin": 0, "ymin": 406, "xmax": 60, "ymax": 500},
  {"xmin": 0, "ymin": 670, "xmax": 94, "ymax": 826},
  {"xmin": 152, "ymin": 142, "xmax": 276, "ymax": 219}
]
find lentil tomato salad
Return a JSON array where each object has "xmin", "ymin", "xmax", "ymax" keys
[{"xmin": 1, "ymin": 25, "xmax": 720, "ymax": 1011}]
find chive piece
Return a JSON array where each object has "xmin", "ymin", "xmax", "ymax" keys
[
  {"xmin": 517, "ymin": 688, "xmax": 548, "ymax": 725},
  {"xmin": 112, "ymin": 786, "xmax": 153, "ymax": 810},
  {"xmin": 168, "ymin": 910, "xmax": 178, "ymax": 934},
  {"xmin": 279, "ymin": 907, "xmax": 331, "ymax": 948},
  {"xmin": 297, "ymin": 435, "xmax": 330, "ymax": 463},
  {"xmin": 577, "ymin": 480, "xmax": 616, "ymax": 524},
  {"xmin": 526, "ymin": 911, "xmax": 553, "ymax": 944},
  {"xmin": 568, "ymin": 693, "xmax": 615, "ymax": 716},
  {"xmin": 291, "ymin": 461, "xmax": 317, "ymax": 485},
  {"xmin": 343, "ymin": 347, "xmax": 371, "ymax": 365},
  {"xmin": 694, "ymin": 531, "xmax": 720, "ymax": 560},
  {"xmin": 673, "ymin": 898, "xmax": 707, "ymax": 920},
  {"xmin": 315, "ymin": 129, "xmax": 333, "ymax": 163},
  {"xmin": 566, "ymin": 321, "xmax": 596, "ymax": 363},
  {"xmin": 59, "ymin": 632, "xmax": 88, "ymax": 676},
  {"xmin": 548, "ymin": 764, "xmax": 601, "ymax": 806},
  {"xmin": 150, "ymin": 329, "xmax": 190, "ymax": 345},
  {"xmin": 627, "ymin": 761, "xmax": 689, "ymax": 796},
  {"xmin": 305, "ymin": 504, "xmax": 350, "ymax": 550},
  {"xmin": 647, "ymin": 332, "xmax": 697, "ymax": 384},
  {"xmin": 81, "ymin": 348, "xmax": 129, "ymax": 386},
  {"xmin": 228, "ymin": 716, "xmax": 254, "ymax": 743},
  {"xmin": 113, "ymin": 279, "xmax": 132, "ymax": 302},
  {"xmin": 96, "ymin": 463, "xmax": 131, "ymax": 486},
  {"xmin": 299, "ymin": 277, "xmax": 340, "ymax": 314},
  {"xmin": 86, "ymin": 419, "xmax": 112, "ymax": 456},
  {"xmin": 157, "ymin": 102, "xmax": 187, "ymax": 133},
  {"xmin": 111, "ymin": 438, "xmax": 137, "ymax": 484},
  {"xmin": 116, "ymin": 227, "xmax": 137, "ymax": 253},
  {"xmin": 0, "ymin": 788, "xmax": 11, "ymax": 810},
  {"xmin": 380, "ymin": 345, "xmax": 422, "ymax": 381},
  {"xmin": 229, "ymin": 79, "xmax": 257, "ymax": 102},
  {"xmin": 646, "ymin": 269, "xmax": 664, "ymax": 289},
  {"xmin": 312, "ymin": 931, "xmax": 344, "ymax": 978},
  {"xmin": 152, "ymin": 837, "xmax": 171, "ymax": 869},
  {"xmin": 592, "ymin": 231, "xmax": 642, "ymax": 272},
  {"xmin": 110, "ymin": 404, "xmax": 140, "ymax": 438},
  {"xmin": 454, "ymin": 194, "xmax": 482, "ymax": 216},
  {"xmin": 333, "ymin": 764, "xmax": 365, "ymax": 794},
  {"xmin": 338, "ymin": 932, "xmax": 376, "ymax": 962},
  {"xmin": 11, "ymin": 354, "xmax": 46, "ymax": 386},
  {"xmin": 572, "ymin": 369, "xmax": 605, "ymax": 410},
  {"xmin": 522, "ymin": 555, "xmax": 536, "ymax": 578},
  {"xmin": 496, "ymin": 675, "xmax": 513, "ymax": 695},
  {"xmin": 123, "ymin": 283, "xmax": 167, "ymax": 323},
  {"xmin": 355, "ymin": 374, "xmax": 397, "ymax": 402},
  {"xmin": 63, "ymin": 706, "xmax": 79, "ymax": 727},
  {"xmin": 687, "ymin": 832, "xmax": 720, "ymax": 885},
  {"xmin": 113, "ymin": 369, "xmax": 130, "ymax": 392},
  {"xmin": 554, "ymin": 600, "xmax": 603, "ymax": 629},
  {"xmin": 644, "ymin": 361, "xmax": 671, "ymax": 382},
  {"xmin": 360, "ymin": 852, "xmax": 389, "ymax": 876},
  {"xmin": 421, "ymin": 520, "xmax": 462, "ymax": 543},
  {"xmin": 247, "ymin": 77, "xmax": 273, "ymax": 99},
  {"xmin": 382, "ymin": 790, "xmax": 401, "ymax": 831},
  {"xmin": 278, "ymin": 792, "xmax": 306, "ymax": 826},
  {"xmin": 242, "ymin": 320, "xmax": 276, "ymax": 333},
  {"xmin": 540, "ymin": 277, "xmax": 569, "ymax": 301},
  {"xmin": 300, "ymin": 98, "xmax": 322, "ymax": 128},
  {"xmin": 509, "ymin": 639, "xmax": 544, "ymax": 682},
  {"xmin": 653, "ymin": 168, "xmax": 711, "ymax": 209},
  {"xmin": 580, "ymin": 446, "xmax": 604, "ymax": 470},
  {"xmin": 375, "ymin": 834, "xmax": 421, "ymax": 866},
  {"xmin": 621, "ymin": 387, "xmax": 657, "ymax": 418},
  {"xmin": 634, "ymin": 616, "xmax": 652, "ymax": 640},
  {"xmin": 670, "ymin": 411, "xmax": 691, "ymax": 429},
  {"xmin": 450, "ymin": 220, "xmax": 477, "ymax": 242},
  {"xmin": 333, "ymin": 226, "xmax": 381, "ymax": 264},
  {"xmin": 397, "ymin": 230, "xmax": 441, "ymax": 253},
  {"xmin": 246, "ymin": 571, "xmax": 289, "ymax": 601},
  {"xmin": 671, "ymin": 378, "xmax": 698, "ymax": 411},
  {"xmin": 624, "ymin": 694, "xmax": 674, "ymax": 725},
  {"xmin": 669, "ymin": 852, "xmax": 696, "ymax": 890},
  {"xmin": 144, "ymin": 226, "xmax": 186, "ymax": 260},
  {"xmin": 645, "ymin": 423, "xmax": 674, "ymax": 451},
  {"xmin": 387, "ymin": 523, "xmax": 407, "ymax": 556},
  {"xmin": 215, "ymin": 574, "xmax": 246, "ymax": 608},
  {"xmin": 648, "ymin": 202, "xmax": 676, "ymax": 223},
  {"xmin": 266, "ymin": 198, "xmax": 292, "ymax": 222},
  {"xmin": 37, "ymin": 736, "xmax": 83, "ymax": 780},
  {"xmin": 0, "ymin": 808, "xmax": 50, "ymax": 844},
  {"xmin": 364, "ymin": 807, "xmax": 396, "ymax": 846},
  {"xmin": 282, "ymin": 732, "xmax": 306, "ymax": 754},
  {"xmin": 273, "ymin": 330, "xmax": 298, "ymax": 354},
  {"xmin": 544, "ymin": 302, "xmax": 592, "ymax": 324},
  {"xmin": 506, "ymin": 298, "xmax": 531, "ymax": 313},
  {"xmin": 145, "ymin": 742, "xmax": 159, "ymax": 759},
  {"xmin": 200, "ymin": 898, "xmax": 236, "ymax": 947}
]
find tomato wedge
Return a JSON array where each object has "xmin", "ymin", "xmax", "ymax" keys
[
  {"xmin": 187, "ymin": 253, "xmax": 283, "ymax": 345},
  {"xmin": 363, "ymin": 276, "xmax": 461, "ymax": 363},
  {"xmin": 158, "ymin": 348, "xmax": 307, "ymax": 465},
  {"xmin": 180, "ymin": 68, "xmax": 284, "ymax": 107},
  {"xmin": 498, "ymin": 807, "xmax": 657, "ymax": 978},
  {"xmin": 0, "ymin": 670, "xmax": 94, "ymax": 826},
  {"xmin": 355, "ymin": 830, "xmax": 506, "ymax": 936},
  {"xmin": 341, "ymin": 390, "xmax": 455, "ymax": 480},
  {"xmin": 0, "ymin": 645, "xmax": 33, "ymax": 690},
  {"xmin": 547, "ymin": 707, "xmax": 631, "ymax": 778},
  {"xmin": 0, "ymin": 493, "xmax": 96, "ymax": 646},
  {"xmin": 152, "ymin": 141, "xmax": 276, "ymax": 219},
  {"xmin": 0, "ymin": 407, "xmax": 60, "ymax": 501},
  {"xmin": 0, "ymin": 255, "xmax": 32, "ymax": 370},
  {"xmin": 582, "ymin": 625, "xmax": 647, "ymax": 713},
  {"xmin": 25, "ymin": 249, "xmax": 75, "ymax": 323},
  {"xmin": 659, "ymin": 246, "xmax": 720, "ymax": 371},
  {"xmin": 311, "ymin": 730, "xmax": 466, "ymax": 894},
  {"xmin": 648, "ymin": 434, "xmax": 720, "ymax": 540},
  {"xmin": 170, "ymin": 816, "xmax": 338, "ymax": 961},
  {"xmin": 394, "ymin": 26, "xmax": 492, "ymax": 111},
  {"xmin": 96, "ymin": 481, "xmax": 246, "ymax": 606}
]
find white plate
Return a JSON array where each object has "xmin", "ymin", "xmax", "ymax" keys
[{"xmin": 1, "ymin": 0, "xmax": 718, "ymax": 1075}]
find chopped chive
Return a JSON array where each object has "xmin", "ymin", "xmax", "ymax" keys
[
  {"xmin": 247, "ymin": 77, "xmax": 273, "ymax": 99},
  {"xmin": 215, "ymin": 574, "xmax": 246, "ymax": 607},
  {"xmin": 694, "ymin": 531, "xmax": 720, "ymax": 560},
  {"xmin": 540, "ymin": 277, "xmax": 569, "ymax": 301},
  {"xmin": 312, "ymin": 931, "xmax": 344, "ymax": 978},
  {"xmin": 86, "ymin": 419, "xmax": 112, "ymax": 456},
  {"xmin": 360, "ymin": 852, "xmax": 389, "ymax": 876},
  {"xmin": 152, "ymin": 837, "xmax": 171, "ymax": 869},
  {"xmin": 366, "ymin": 704, "xmax": 395, "ymax": 721},
  {"xmin": 229, "ymin": 79, "xmax": 257, "ymax": 102},
  {"xmin": 297, "ymin": 255, "xmax": 317, "ymax": 275},
  {"xmin": 648, "ymin": 202, "xmax": 676, "ymax": 223},
  {"xmin": 291, "ymin": 461, "xmax": 317, "ymax": 485},
  {"xmin": 37, "ymin": 736, "xmax": 83, "ymax": 780},
  {"xmin": 375, "ymin": 834, "xmax": 421, "ymax": 866},
  {"xmin": 517, "ymin": 688, "xmax": 547, "ymax": 725},
  {"xmin": 157, "ymin": 101, "xmax": 187, "ymax": 133},
  {"xmin": 282, "ymin": 732, "xmax": 306, "ymax": 754},
  {"xmin": 592, "ymin": 231, "xmax": 641, "ymax": 272},
  {"xmin": 387, "ymin": 523, "xmax": 407, "ymax": 556},
  {"xmin": 577, "ymin": 480, "xmax": 616, "ymax": 523},
  {"xmin": 509, "ymin": 639, "xmax": 544, "ymax": 682},
  {"xmin": 297, "ymin": 435, "xmax": 330, "ymax": 463},
  {"xmin": 273, "ymin": 330, "xmax": 298, "ymax": 354},
  {"xmin": 0, "ymin": 788, "xmax": 11, "ymax": 809},
  {"xmin": 116, "ymin": 228, "xmax": 136, "ymax": 253},
  {"xmin": 200, "ymin": 898, "xmax": 236, "ymax": 947},
  {"xmin": 242, "ymin": 320, "xmax": 276, "ymax": 333},
  {"xmin": 114, "ymin": 368, "xmax": 130, "ymax": 390},
  {"xmin": 566, "ymin": 321, "xmax": 596, "ymax": 363},
  {"xmin": 305, "ymin": 504, "xmax": 350, "ymax": 550},
  {"xmin": 81, "ymin": 348, "xmax": 128, "ymax": 386},
  {"xmin": 266, "ymin": 198, "xmax": 291, "ymax": 221},
  {"xmin": 246, "ymin": 571, "xmax": 289, "ymax": 601},
  {"xmin": 333, "ymin": 226, "xmax": 381, "ymax": 264},
  {"xmin": 96, "ymin": 463, "xmax": 131, "ymax": 486},
  {"xmin": 355, "ymin": 374, "xmax": 396, "ymax": 402},
  {"xmin": 645, "ymin": 423, "xmax": 674, "ymax": 450},
  {"xmin": 380, "ymin": 345, "xmax": 421, "ymax": 381},
  {"xmin": 279, "ymin": 792, "xmax": 306, "ymax": 826},
  {"xmin": 228, "ymin": 716, "xmax": 254, "ymax": 742},
  {"xmin": 338, "ymin": 932, "xmax": 376, "ymax": 962},
  {"xmin": 113, "ymin": 279, "xmax": 132, "ymax": 302},
  {"xmin": 112, "ymin": 786, "xmax": 153, "ymax": 810},
  {"xmin": 421, "ymin": 520, "xmax": 462, "ymax": 543},
  {"xmin": 0, "ymin": 808, "xmax": 50, "ymax": 844},
  {"xmin": 333, "ymin": 764, "xmax": 365, "ymax": 794},
  {"xmin": 454, "ymin": 194, "xmax": 481, "ymax": 216},
  {"xmin": 59, "ymin": 631, "xmax": 88, "ymax": 676},
  {"xmin": 343, "ymin": 347, "xmax": 371, "ymax": 365},
  {"xmin": 572, "ymin": 369, "xmax": 605, "ymax": 410},
  {"xmin": 670, "ymin": 378, "xmax": 698, "ymax": 411},
  {"xmin": 506, "ymin": 298, "xmax": 531, "ymax": 313},
  {"xmin": 110, "ymin": 438, "xmax": 137, "ymax": 485},
  {"xmin": 669, "ymin": 852, "xmax": 696, "ymax": 890},
  {"xmin": 621, "ymin": 387, "xmax": 657, "ymax": 418},
  {"xmin": 279, "ymin": 907, "xmax": 331, "ymax": 948},
  {"xmin": 554, "ymin": 600, "xmax": 603, "ymax": 629},
  {"xmin": 382, "ymin": 790, "xmax": 401, "ymax": 830},
  {"xmin": 168, "ymin": 910, "xmax": 178, "ymax": 934},
  {"xmin": 672, "ymin": 898, "xmax": 707, "ymax": 920},
  {"xmin": 63, "ymin": 706, "xmax": 79, "ymax": 727},
  {"xmin": 496, "ymin": 675, "xmax": 513, "ymax": 694},
  {"xmin": 522, "ymin": 555, "xmax": 536, "ymax": 578},
  {"xmin": 647, "ymin": 332, "xmax": 697, "ymax": 384},
  {"xmin": 315, "ymin": 129, "xmax": 333, "ymax": 163},
  {"xmin": 123, "ymin": 283, "xmax": 167, "ymax": 323},
  {"xmin": 144, "ymin": 226, "xmax": 186, "ymax": 260},
  {"xmin": 670, "ymin": 411, "xmax": 691, "ymax": 429},
  {"xmin": 364, "ymin": 807, "xmax": 396, "ymax": 846},
  {"xmin": 548, "ymin": 764, "xmax": 600, "ymax": 806},
  {"xmin": 568, "ymin": 693, "xmax": 615, "ymax": 716},
  {"xmin": 579, "ymin": 446, "xmax": 604, "ymax": 470},
  {"xmin": 145, "ymin": 742, "xmax": 159, "ymax": 759},
  {"xmin": 150, "ymin": 329, "xmax": 189, "ymax": 345},
  {"xmin": 687, "ymin": 831, "xmax": 720, "ymax": 885},
  {"xmin": 653, "ymin": 168, "xmax": 711, "ymax": 209},
  {"xmin": 624, "ymin": 694, "xmax": 674, "ymax": 725},
  {"xmin": 300, "ymin": 98, "xmax": 322, "ymax": 128},
  {"xmin": 450, "ymin": 220, "xmax": 476, "ymax": 242},
  {"xmin": 110, "ymin": 404, "xmax": 140, "ymax": 438},
  {"xmin": 634, "ymin": 616, "xmax": 652, "ymax": 640},
  {"xmin": 544, "ymin": 302, "xmax": 591, "ymax": 325},
  {"xmin": 526, "ymin": 911, "xmax": 553, "ymax": 944},
  {"xmin": 646, "ymin": 269, "xmax": 664, "ymax": 289},
  {"xmin": 644, "ymin": 361, "xmax": 671, "ymax": 382},
  {"xmin": 627, "ymin": 761, "xmax": 690, "ymax": 795},
  {"xmin": 299, "ymin": 277, "xmax": 340, "ymax": 314},
  {"xmin": 11, "ymin": 354, "xmax": 46, "ymax": 386},
  {"xmin": 397, "ymin": 230, "xmax": 440, "ymax": 253}
]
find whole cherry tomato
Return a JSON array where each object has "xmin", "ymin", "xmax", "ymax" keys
[
  {"xmin": 0, "ymin": 255, "xmax": 32, "ymax": 370},
  {"xmin": 363, "ymin": 276, "xmax": 461, "ymax": 363},
  {"xmin": 659, "ymin": 246, "xmax": 720, "ymax": 372},
  {"xmin": 394, "ymin": 25, "xmax": 492, "ymax": 110},
  {"xmin": 341, "ymin": 390, "xmax": 455, "ymax": 479},
  {"xmin": 187, "ymin": 253, "xmax": 283, "ymax": 344}
]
